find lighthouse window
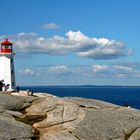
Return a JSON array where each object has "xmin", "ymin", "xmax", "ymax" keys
[
  {"xmin": 2, "ymin": 45, "xmax": 5, "ymax": 49},
  {"xmin": 9, "ymin": 46, "xmax": 11, "ymax": 49},
  {"xmin": 5, "ymin": 45, "xmax": 8, "ymax": 49}
]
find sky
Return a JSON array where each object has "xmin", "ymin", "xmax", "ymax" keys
[{"xmin": 0, "ymin": 0, "xmax": 140, "ymax": 86}]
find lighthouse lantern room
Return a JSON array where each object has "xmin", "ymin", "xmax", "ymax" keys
[{"xmin": 0, "ymin": 39, "xmax": 16, "ymax": 91}]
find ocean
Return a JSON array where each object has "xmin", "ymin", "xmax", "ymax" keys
[{"xmin": 20, "ymin": 86, "xmax": 140, "ymax": 109}]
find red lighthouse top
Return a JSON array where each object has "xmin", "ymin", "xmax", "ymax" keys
[
  {"xmin": 1, "ymin": 38, "xmax": 12, "ymax": 45},
  {"xmin": 1, "ymin": 39, "xmax": 13, "ymax": 53}
]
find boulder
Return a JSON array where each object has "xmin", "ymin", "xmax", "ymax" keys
[
  {"xmin": 26, "ymin": 96, "xmax": 140, "ymax": 140},
  {"xmin": 0, "ymin": 93, "xmax": 38, "ymax": 139},
  {"xmin": 0, "ymin": 94, "xmax": 38, "ymax": 111},
  {"xmin": 0, "ymin": 113, "xmax": 33, "ymax": 140}
]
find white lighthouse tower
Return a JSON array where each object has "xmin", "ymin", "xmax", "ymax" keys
[{"xmin": 0, "ymin": 39, "xmax": 16, "ymax": 91}]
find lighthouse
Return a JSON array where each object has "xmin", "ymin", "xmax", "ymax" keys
[{"xmin": 0, "ymin": 39, "xmax": 16, "ymax": 91}]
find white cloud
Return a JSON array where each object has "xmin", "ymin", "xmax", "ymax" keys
[
  {"xmin": 92, "ymin": 64, "xmax": 140, "ymax": 78},
  {"xmin": 18, "ymin": 62, "xmax": 140, "ymax": 83},
  {"xmin": 18, "ymin": 68, "xmax": 36, "ymax": 76},
  {"xmin": 48, "ymin": 65, "xmax": 69, "ymax": 74},
  {"xmin": 42, "ymin": 22, "xmax": 59, "ymax": 29},
  {"xmin": 78, "ymin": 39, "xmax": 132, "ymax": 59},
  {"xmin": 65, "ymin": 30, "xmax": 89, "ymax": 42},
  {"xmin": 92, "ymin": 65, "xmax": 109, "ymax": 73},
  {"xmin": 111, "ymin": 61, "xmax": 140, "ymax": 69},
  {"xmin": 0, "ymin": 30, "xmax": 132, "ymax": 60},
  {"xmin": 113, "ymin": 65, "xmax": 134, "ymax": 73}
]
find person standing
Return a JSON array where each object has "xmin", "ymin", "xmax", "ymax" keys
[
  {"xmin": 0, "ymin": 80, "xmax": 4, "ymax": 91},
  {"xmin": 16, "ymin": 86, "xmax": 20, "ymax": 92}
]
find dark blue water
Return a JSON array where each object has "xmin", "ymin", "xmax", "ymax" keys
[{"xmin": 20, "ymin": 86, "xmax": 140, "ymax": 109}]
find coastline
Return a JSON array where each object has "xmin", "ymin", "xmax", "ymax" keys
[
  {"xmin": 0, "ymin": 91, "xmax": 140, "ymax": 139},
  {"xmin": 19, "ymin": 86, "xmax": 140, "ymax": 109}
]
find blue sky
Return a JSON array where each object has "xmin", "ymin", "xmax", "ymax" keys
[{"xmin": 0, "ymin": 0, "xmax": 140, "ymax": 86}]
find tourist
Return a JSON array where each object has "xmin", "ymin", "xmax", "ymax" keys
[
  {"xmin": 16, "ymin": 86, "xmax": 20, "ymax": 92},
  {"xmin": 0, "ymin": 80, "xmax": 4, "ymax": 91},
  {"xmin": 5, "ymin": 84, "xmax": 10, "ymax": 91},
  {"xmin": 30, "ymin": 90, "xmax": 34, "ymax": 96},
  {"xmin": 27, "ymin": 89, "xmax": 30, "ymax": 96}
]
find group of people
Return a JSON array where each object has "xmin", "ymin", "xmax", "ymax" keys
[
  {"xmin": 0, "ymin": 80, "xmax": 9, "ymax": 91},
  {"xmin": 0, "ymin": 80, "xmax": 21, "ymax": 92}
]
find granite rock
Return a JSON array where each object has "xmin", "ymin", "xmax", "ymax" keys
[
  {"xmin": 26, "ymin": 96, "xmax": 140, "ymax": 140},
  {"xmin": 0, "ymin": 94, "xmax": 38, "ymax": 111},
  {"xmin": 1, "ymin": 92, "xmax": 140, "ymax": 140},
  {"xmin": 0, "ymin": 113, "xmax": 33, "ymax": 140},
  {"xmin": 0, "ymin": 93, "xmax": 37, "ymax": 140}
]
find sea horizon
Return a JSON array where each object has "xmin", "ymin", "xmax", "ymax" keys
[
  {"xmin": 20, "ymin": 85, "xmax": 140, "ymax": 109},
  {"xmin": 20, "ymin": 85, "xmax": 140, "ymax": 87}
]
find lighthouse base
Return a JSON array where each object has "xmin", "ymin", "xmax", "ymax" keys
[{"xmin": 0, "ymin": 54, "xmax": 16, "ymax": 92}]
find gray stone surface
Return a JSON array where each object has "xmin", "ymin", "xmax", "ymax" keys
[
  {"xmin": 129, "ymin": 128, "xmax": 140, "ymax": 140},
  {"xmin": 0, "ymin": 113, "xmax": 33, "ymax": 140},
  {"xmin": 0, "ymin": 94, "xmax": 37, "ymax": 111},
  {"xmin": 63, "ymin": 97, "xmax": 120, "ymax": 108},
  {"xmin": 4, "ymin": 110, "xmax": 24, "ymax": 117},
  {"xmin": 0, "ymin": 93, "xmax": 37, "ymax": 140},
  {"xmin": 26, "ymin": 96, "xmax": 140, "ymax": 140},
  {"xmin": 41, "ymin": 130, "xmax": 79, "ymax": 140},
  {"xmin": 1, "ymin": 92, "xmax": 140, "ymax": 140}
]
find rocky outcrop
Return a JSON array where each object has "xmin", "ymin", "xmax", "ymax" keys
[
  {"xmin": 0, "ymin": 93, "xmax": 38, "ymax": 140},
  {"xmin": 0, "ymin": 93, "xmax": 37, "ymax": 111},
  {"xmin": 0, "ymin": 114, "xmax": 33, "ymax": 140},
  {"xmin": 25, "ymin": 95, "xmax": 140, "ymax": 140},
  {"xmin": 1, "ymin": 92, "xmax": 140, "ymax": 140}
]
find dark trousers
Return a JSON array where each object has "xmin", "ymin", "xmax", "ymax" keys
[{"xmin": 0, "ymin": 86, "xmax": 2, "ymax": 91}]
